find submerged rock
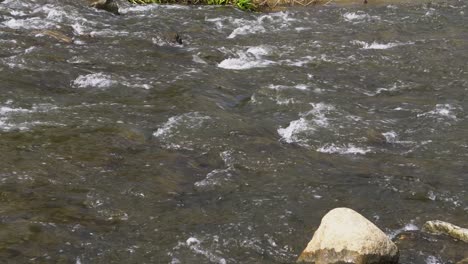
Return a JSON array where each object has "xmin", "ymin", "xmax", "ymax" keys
[
  {"xmin": 87, "ymin": 0, "xmax": 120, "ymax": 15},
  {"xmin": 298, "ymin": 208, "xmax": 399, "ymax": 264},
  {"xmin": 33, "ymin": 30, "xmax": 73, "ymax": 44},
  {"xmin": 422, "ymin": 220, "xmax": 468, "ymax": 243},
  {"xmin": 164, "ymin": 32, "xmax": 183, "ymax": 45},
  {"xmin": 366, "ymin": 129, "xmax": 387, "ymax": 145}
]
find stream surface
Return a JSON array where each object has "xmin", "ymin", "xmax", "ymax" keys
[{"xmin": 0, "ymin": 0, "xmax": 467, "ymax": 263}]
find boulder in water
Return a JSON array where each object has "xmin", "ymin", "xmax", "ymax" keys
[
  {"xmin": 87, "ymin": 0, "xmax": 120, "ymax": 15},
  {"xmin": 422, "ymin": 220, "xmax": 468, "ymax": 243},
  {"xmin": 298, "ymin": 207, "xmax": 399, "ymax": 264},
  {"xmin": 164, "ymin": 32, "xmax": 183, "ymax": 45}
]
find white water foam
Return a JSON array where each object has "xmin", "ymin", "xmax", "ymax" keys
[
  {"xmin": 228, "ymin": 23, "xmax": 266, "ymax": 39},
  {"xmin": 171, "ymin": 237, "xmax": 226, "ymax": 264},
  {"xmin": 121, "ymin": 3, "xmax": 188, "ymax": 14},
  {"xmin": 218, "ymin": 46, "xmax": 274, "ymax": 70},
  {"xmin": 364, "ymin": 83, "xmax": 402, "ymax": 96},
  {"xmin": 0, "ymin": 105, "xmax": 31, "ymax": 131},
  {"xmin": 417, "ymin": 104, "xmax": 458, "ymax": 120},
  {"xmin": 206, "ymin": 12, "xmax": 295, "ymax": 39},
  {"xmin": 72, "ymin": 73, "xmax": 114, "ymax": 89},
  {"xmin": 3, "ymin": 17, "xmax": 55, "ymax": 30},
  {"xmin": 120, "ymin": 4, "xmax": 161, "ymax": 14},
  {"xmin": 343, "ymin": 12, "xmax": 380, "ymax": 23},
  {"xmin": 352, "ymin": 40, "xmax": 413, "ymax": 50},
  {"xmin": 382, "ymin": 131, "xmax": 398, "ymax": 143},
  {"xmin": 36, "ymin": 4, "xmax": 68, "ymax": 23},
  {"xmin": 268, "ymin": 84, "xmax": 308, "ymax": 91},
  {"xmin": 278, "ymin": 103, "xmax": 334, "ymax": 144},
  {"xmin": 0, "ymin": 102, "xmax": 60, "ymax": 131},
  {"xmin": 317, "ymin": 144, "xmax": 371, "ymax": 155},
  {"xmin": 153, "ymin": 112, "xmax": 211, "ymax": 149},
  {"xmin": 195, "ymin": 150, "xmax": 235, "ymax": 189},
  {"xmin": 425, "ymin": 255, "xmax": 442, "ymax": 264},
  {"xmin": 343, "ymin": 12, "xmax": 369, "ymax": 21},
  {"xmin": 388, "ymin": 222, "xmax": 419, "ymax": 239},
  {"xmin": 278, "ymin": 117, "xmax": 310, "ymax": 144},
  {"xmin": 275, "ymin": 97, "xmax": 296, "ymax": 105}
]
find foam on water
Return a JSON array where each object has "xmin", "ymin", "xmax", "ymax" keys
[
  {"xmin": 218, "ymin": 46, "xmax": 275, "ymax": 70},
  {"xmin": 195, "ymin": 151, "xmax": 235, "ymax": 189},
  {"xmin": 343, "ymin": 12, "xmax": 369, "ymax": 21},
  {"xmin": 153, "ymin": 112, "xmax": 211, "ymax": 149},
  {"xmin": 36, "ymin": 4, "xmax": 68, "ymax": 23},
  {"xmin": 275, "ymin": 97, "xmax": 296, "ymax": 105},
  {"xmin": 268, "ymin": 84, "xmax": 308, "ymax": 91},
  {"xmin": 120, "ymin": 4, "xmax": 161, "ymax": 14},
  {"xmin": 343, "ymin": 11, "xmax": 381, "ymax": 23},
  {"xmin": 382, "ymin": 131, "xmax": 398, "ymax": 143},
  {"xmin": 0, "ymin": 102, "xmax": 60, "ymax": 131},
  {"xmin": 425, "ymin": 255, "xmax": 443, "ymax": 264},
  {"xmin": 317, "ymin": 144, "xmax": 371, "ymax": 155},
  {"xmin": 206, "ymin": 12, "xmax": 295, "ymax": 38},
  {"xmin": 71, "ymin": 22, "xmax": 86, "ymax": 35},
  {"xmin": 388, "ymin": 222, "xmax": 419, "ymax": 239},
  {"xmin": 281, "ymin": 55, "xmax": 317, "ymax": 67},
  {"xmin": 352, "ymin": 40, "xmax": 413, "ymax": 50},
  {"xmin": 278, "ymin": 103, "xmax": 334, "ymax": 144},
  {"xmin": 171, "ymin": 237, "xmax": 227, "ymax": 264},
  {"xmin": 72, "ymin": 73, "xmax": 114, "ymax": 89},
  {"xmin": 3, "ymin": 17, "xmax": 55, "ymax": 30},
  {"xmin": 417, "ymin": 104, "xmax": 459, "ymax": 120},
  {"xmin": 364, "ymin": 82, "xmax": 402, "ymax": 96},
  {"xmin": 0, "ymin": 104, "xmax": 32, "ymax": 131},
  {"xmin": 278, "ymin": 117, "xmax": 311, "ymax": 144},
  {"xmin": 228, "ymin": 23, "xmax": 266, "ymax": 39}
]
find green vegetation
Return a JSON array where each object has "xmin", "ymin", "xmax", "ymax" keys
[
  {"xmin": 127, "ymin": 0, "xmax": 257, "ymax": 11},
  {"xmin": 235, "ymin": 0, "xmax": 256, "ymax": 11}
]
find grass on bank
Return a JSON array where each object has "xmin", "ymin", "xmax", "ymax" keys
[{"xmin": 127, "ymin": 0, "xmax": 257, "ymax": 11}]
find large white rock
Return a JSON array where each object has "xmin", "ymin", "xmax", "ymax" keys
[{"xmin": 298, "ymin": 208, "xmax": 399, "ymax": 264}]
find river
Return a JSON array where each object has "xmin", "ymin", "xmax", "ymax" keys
[{"xmin": 0, "ymin": 0, "xmax": 467, "ymax": 263}]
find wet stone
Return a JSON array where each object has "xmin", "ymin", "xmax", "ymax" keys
[
  {"xmin": 165, "ymin": 32, "xmax": 183, "ymax": 45},
  {"xmin": 298, "ymin": 208, "xmax": 399, "ymax": 264},
  {"xmin": 422, "ymin": 220, "xmax": 468, "ymax": 243},
  {"xmin": 87, "ymin": 0, "xmax": 120, "ymax": 15}
]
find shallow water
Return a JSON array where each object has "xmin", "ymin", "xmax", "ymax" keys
[{"xmin": 0, "ymin": 0, "xmax": 467, "ymax": 263}]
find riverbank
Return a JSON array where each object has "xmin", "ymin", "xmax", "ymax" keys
[{"xmin": 93, "ymin": 0, "xmax": 443, "ymax": 13}]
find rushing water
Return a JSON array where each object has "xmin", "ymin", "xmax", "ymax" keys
[{"xmin": 0, "ymin": 0, "xmax": 467, "ymax": 263}]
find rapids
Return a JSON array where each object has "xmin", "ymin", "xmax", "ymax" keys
[{"xmin": 0, "ymin": 0, "xmax": 467, "ymax": 263}]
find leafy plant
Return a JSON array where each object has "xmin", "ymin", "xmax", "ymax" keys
[{"xmin": 235, "ymin": 0, "xmax": 255, "ymax": 10}]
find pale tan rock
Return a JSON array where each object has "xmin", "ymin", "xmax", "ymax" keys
[
  {"xmin": 298, "ymin": 208, "xmax": 399, "ymax": 264},
  {"xmin": 33, "ymin": 30, "xmax": 73, "ymax": 43},
  {"xmin": 422, "ymin": 220, "xmax": 468, "ymax": 243}
]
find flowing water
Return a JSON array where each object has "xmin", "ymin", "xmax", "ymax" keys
[{"xmin": 0, "ymin": 0, "xmax": 467, "ymax": 263}]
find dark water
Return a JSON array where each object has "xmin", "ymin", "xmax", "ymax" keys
[{"xmin": 0, "ymin": 0, "xmax": 467, "ymax": 263}]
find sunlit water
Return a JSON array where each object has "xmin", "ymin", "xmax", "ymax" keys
[{"xmin": 0, "ymin": 0, "xmax": 467, "ymax": 263}]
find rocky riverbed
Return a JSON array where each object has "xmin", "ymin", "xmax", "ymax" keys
[{"xmin": 0, "ymin": 0, "xmax": 467, "ymax": 263}]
